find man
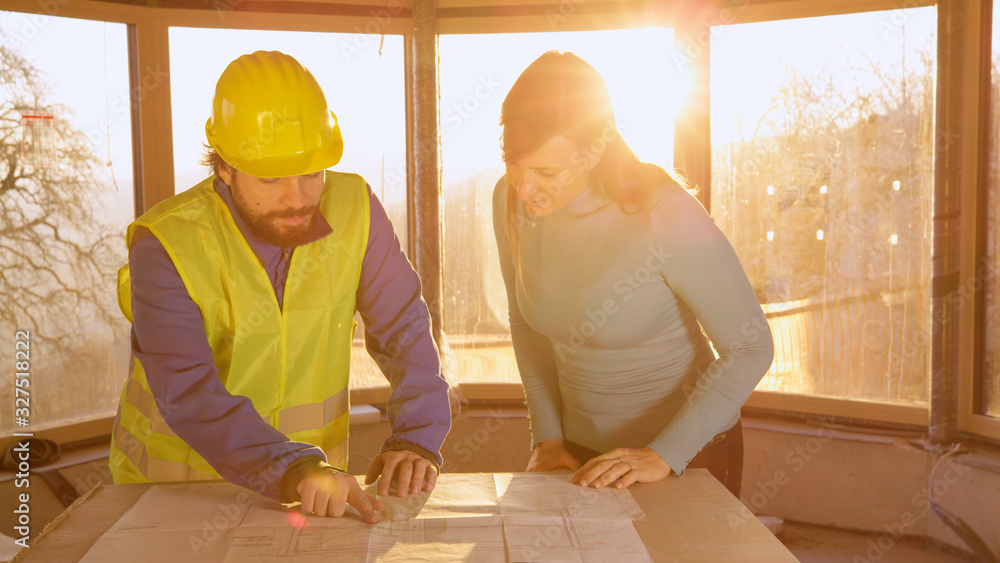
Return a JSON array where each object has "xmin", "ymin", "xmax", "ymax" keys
[{"xmin": 109, "ymin": 51, "xmax": 450, "ymax": 523}]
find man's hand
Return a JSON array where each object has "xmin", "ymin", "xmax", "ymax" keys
[
  {"xmin": 365, "ymin": 450, "xmax": 438, "ymax": 497},
  {"xmin": 572, "ymin": 447, "xmax": 672, "ymax": 489},
  {"xmin": 296, "ymin": 469, "xmax": 383, "ymax": 522},
  {"xmin": 527, "ymin": 440, "xmax": 582, "ymax": 472}
]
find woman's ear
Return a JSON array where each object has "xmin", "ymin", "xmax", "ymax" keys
[
  {"xmin": 586, "ymin": 141, "xmax": 607, "ymax": 168},
  {"xmin": 574, "ymin": 139, "xmax": 606, "ymax": 174}
]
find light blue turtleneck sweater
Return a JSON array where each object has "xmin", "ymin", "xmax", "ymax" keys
[{"xmin": 492, "ymin": 177, "xmax": 774, "ymax": 474}]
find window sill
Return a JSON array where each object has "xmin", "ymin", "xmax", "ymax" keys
[
  {"xmin": 741, "ymin": 413, "xmax": 1000, "ymax": 477},
  {"xmin": 0, "ymin": 416, "xmax": 113, "ymax": 454}
]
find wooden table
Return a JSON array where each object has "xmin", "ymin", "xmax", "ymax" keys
[{"xmin": 12, "ymin": 469, "xmax": 797, "ymax": 562}]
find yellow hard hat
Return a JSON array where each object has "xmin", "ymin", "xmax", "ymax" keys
[{"xmin": 205, "ymin": 50, "xmax": 343, "ymax": 178}]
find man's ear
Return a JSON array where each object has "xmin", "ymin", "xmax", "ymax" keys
[{"xmin": 218, "ymin": 163, "xmax": 234, "ymax": 186}]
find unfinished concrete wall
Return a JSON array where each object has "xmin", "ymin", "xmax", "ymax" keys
[{"xmin": 740, "ymin": 418, "xmax": 1000, "ymax": 560}]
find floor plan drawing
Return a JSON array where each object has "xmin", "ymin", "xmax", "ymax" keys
[{"xmin": 79, "ymin": 473, "xmax": 651, "ymax": 562}]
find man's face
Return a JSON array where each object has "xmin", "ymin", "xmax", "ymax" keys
[{"xmin": 220, "ymin": 166, "xmax": 325, "ymax": 248}]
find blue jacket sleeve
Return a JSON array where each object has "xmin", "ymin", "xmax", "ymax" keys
[{"xmin": 355, "ymin": 186, "xmax": 451, "ymax": 466}]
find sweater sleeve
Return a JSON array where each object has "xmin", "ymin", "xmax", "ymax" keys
[
  {"xmin": 647, "ymin": 190, "xmax": 774, "ymax": 474},
  {"xmin": 492, "ymin": 177, "xmax": 564, "ymax": 448},
  {"xmin": 355, "ymin": 186, "xmax": 451, "ymax": 466},
  {"xmin": 129, "ymin": 234, "xmax": 325, "ymax": 503}
]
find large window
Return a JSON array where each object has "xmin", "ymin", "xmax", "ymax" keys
[
  {"xmin": 711, "ymin": 9, "xmax": 937, "ymax": 405},
  {"xmin": 0, "ymin": 12, "xmax": 134, "ymax": 431},
  {"xmin": 984, "ymin": 1, "xmax": 1000, "ymax": 419},
  {"xmin": 439, "ymin": 28, "xmax": 678, "ymax": 393},
  {"xmin": 2, "ymin": 1, "xmax": 997, "ymax": 443},
  {"xmin": 168, "ymin": 27, "xmax": 407, "ymax": 395}
]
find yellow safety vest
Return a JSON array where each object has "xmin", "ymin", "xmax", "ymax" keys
[{"xmin": 110, "ymin": 172, "xmax": 369, "ymax": 485}]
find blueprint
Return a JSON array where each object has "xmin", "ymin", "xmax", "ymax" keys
[
  {"xmin": 493, "ymin": 473, "xmax": 645, "ymax": 519},
  {"xmin": 494, "ymin": 473, "xmax": 651, "ymax": 562},
  {"xmin": 79, "ymin": 473, "xmax": 651, "ymax": 562}
]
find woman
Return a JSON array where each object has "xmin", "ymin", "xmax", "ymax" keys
[{"xmin": 492, "ymin": 51, "xmax": 774, "ymax": 497}]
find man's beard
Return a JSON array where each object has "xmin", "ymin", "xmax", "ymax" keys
[{"xmin": 230, "ymin": 175, "xmax": 320, "ymax": 248}]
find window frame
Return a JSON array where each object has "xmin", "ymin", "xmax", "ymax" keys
[
  {"xmin": 0, "ymin": 0, "xmax": 415, "ymax": 450},
  {"xmin": 705, "ymin": 0, "xmax": 942, "ymax": 429},
  {"xmin": 2, "ymin": 0, "xmax": 998, "ymax": 451},
  {"xmin": 960, "ymin": 0, "xmax": 999, "ymax": 441}
]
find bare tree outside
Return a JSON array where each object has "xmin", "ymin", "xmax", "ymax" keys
[
  {"xmin": 0, "ymin": 9, "xmax": 968, "ymax": 422},
  {"xmin": 435, "ymin": 15, "xmax": 937, "ymax": 405},
  {"xmin": 713, "ymin": 24, "xmax": 936, "ymax": 404},
  {"xmin": 0, "ymin": 43, "xmax": 129, "ymax": 431}
]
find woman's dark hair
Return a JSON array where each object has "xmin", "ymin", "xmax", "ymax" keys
[{"xmin": 500, "ymin": 51, "xmax": 687, "ymax": 263}]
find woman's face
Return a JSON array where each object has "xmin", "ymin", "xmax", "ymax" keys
[{"xmin": 506, "ymin": 134, "xmax": 603, "ymax": 217}]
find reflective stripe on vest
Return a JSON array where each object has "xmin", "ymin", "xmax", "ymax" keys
[{"xmin": 110, "ymin": 172, "xmax": 369, "ymax": 485}]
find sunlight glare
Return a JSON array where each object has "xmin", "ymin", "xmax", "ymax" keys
[{"xmin": 440, "ymin": 28, "xmax": 681, "ymax": 185}]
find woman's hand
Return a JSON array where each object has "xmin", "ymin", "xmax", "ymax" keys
[
  {"xmin": 572, "ymin": 447, "xmax": 672, "ymax": 489},
  {"xmin": 527, "ymin": 439, "xmax": 582, "ymax": 472}
]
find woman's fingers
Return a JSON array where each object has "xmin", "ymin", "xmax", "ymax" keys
[
  {"xmin": 529, "ymin": 442, "xmax": 581, "ymax": 472},
  {"xmin": 574, "ymin": 449, "xmax": 649, "ymax": 488},
  {"xmin": 564, "ymin": 452, "xmax": 583, "ymax": 471},
  {"xmin": 574, "ymin": 456, "xmax": 619, "ymax": 487},
  {"xmin": 616, "ymin": 469, "xmax": 640, "ymax": 489},
  {"xmin": 598, "ymin": 460, "xmax": 633, "ymax": 488}
]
